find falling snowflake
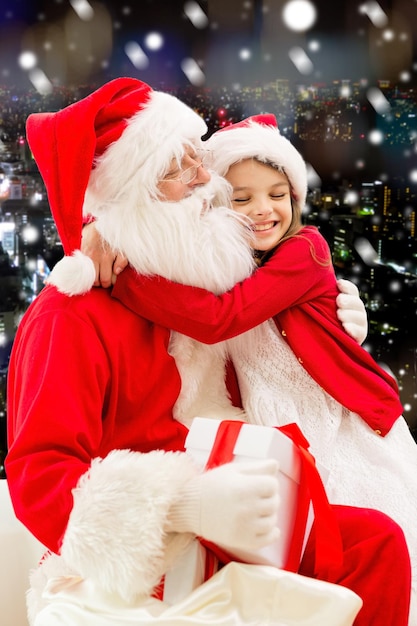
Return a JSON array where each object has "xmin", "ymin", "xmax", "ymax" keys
[
  {"xmin": 368, "ymin": 129, "xmax": 384, "ymax": 145},
  {"xmin": 358, "ymin": 2, "xmax": 388, "ymax": 28},
  {"xmin": 239, "ymin": 48, "xmax": 252, "ymax": 61},
  {"xmin": 125, "ymin": 42, "xmax": 149, "ymax": 70},
  {"xmin": 181, "ymin": 58, "xmax": 205, "ymax": 86},
  {"xmin": 144, "ymin": 32, "xmax": 164, "ymax": 51},
  {"xmin": 282, "ymin": 0, "xmax": 317, "ymax": 32},
  {"xmin": 69, "ymin": 0, "xmax": 94, "ymax": 21},
  {"xmin": 289, "ymin": 47, "xmax": 313, "ymax": 75},
  {"xmin": 183, "ymin": 1, "xmax": 208, "ymax": 29}
]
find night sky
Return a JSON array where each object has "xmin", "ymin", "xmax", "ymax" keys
[{"xmin": 0, "ymin": 0, "xmax": 416, "ymax": 90}]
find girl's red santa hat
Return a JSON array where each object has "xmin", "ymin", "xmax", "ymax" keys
[
  {"xmin": 205, "ymin": 114, "xmax": 308, "ymax": 216},
  {"xmin": 26, "ymin": 77, "xmax": 207, "ymax": 295}
]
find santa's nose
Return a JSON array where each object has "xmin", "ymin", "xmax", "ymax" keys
[{"xmin": 190, "ymin": 163, "xmax": 211, "ymax": 186}]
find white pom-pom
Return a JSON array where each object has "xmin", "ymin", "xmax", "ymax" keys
[{"xmin": 47, "ymin": 250, "xmax": 96, "ymax": 296}]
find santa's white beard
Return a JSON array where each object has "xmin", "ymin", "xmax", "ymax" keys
[
  {"xmin": 96, "ymin": 174, "xmax": 255, "ymax": 426},
  {"xmin": 95, "ymin": 174, "xmax": 255, "ymax": 294}
]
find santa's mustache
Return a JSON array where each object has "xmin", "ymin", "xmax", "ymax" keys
[{"xmin": 160, "ymin": 170, "xmax": 232, "ymax": 213}]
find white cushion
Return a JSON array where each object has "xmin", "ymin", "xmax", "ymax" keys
[{"xmin": 0, "ymin": 480, "xmax": 46, "ymax": 626}]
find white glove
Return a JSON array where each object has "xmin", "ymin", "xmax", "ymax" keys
[
  {"xmin": 336, "ymin": 278, "xmax": 368, "ymax": 345},
  {"xmin": 167, "ymin": 459, "xmax": 280, "ymax": 553}
]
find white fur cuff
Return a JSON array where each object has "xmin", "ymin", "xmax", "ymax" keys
[{"xmin": 60, "ymin": 449, "xmax": 198, "ymax": 603}]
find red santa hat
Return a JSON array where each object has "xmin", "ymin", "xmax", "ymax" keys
[
  {"xmin": 205, "ymin": 114, "xmax": 307, "ymax": 214},
  {"xmin": 26, "ymin": 77, "xmax": 207, "ymax": 295}
]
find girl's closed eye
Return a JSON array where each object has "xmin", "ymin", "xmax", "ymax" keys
[{"xmin": 232, "ymin": 196, "xmax": 250, "ymax": 203}]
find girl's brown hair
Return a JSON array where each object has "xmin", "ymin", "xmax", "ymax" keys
[{"xmin": 253, "ymin": 160, "xmax": 330, "ymax": 269}]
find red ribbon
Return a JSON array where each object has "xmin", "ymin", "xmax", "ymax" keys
[
  {"xmin": 200, "ymin": 420, "xmax": 343, "ymax": 576},
  {"xmin": 153, "ymin": 576, "xmax": 165, "ymax": 601}
]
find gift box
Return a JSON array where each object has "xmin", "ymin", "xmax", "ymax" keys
[
  {"xmin": 161, "ymin": 539, "xmax": 217, "ymax": 606},
  {"xmin": 185, "ymin": 418, "xmax": 339, "ymax": 573}
]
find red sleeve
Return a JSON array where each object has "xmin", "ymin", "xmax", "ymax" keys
[
  {"xmin": 112, "ymin": 228, "xmax": 335, "ymax": 344},
  {"xmin": 6, "ymin": 309, "xmax": 109, "ymax": 552}
]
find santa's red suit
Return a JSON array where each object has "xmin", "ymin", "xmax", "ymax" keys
[{"xmin": 6, "ymin": 78, "xmax": 411, "ymax": 625}]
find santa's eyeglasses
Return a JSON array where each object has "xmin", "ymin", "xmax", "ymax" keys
[{"xmin": 162, "ymin": 150, "xmax": 211, "ymax": 185}]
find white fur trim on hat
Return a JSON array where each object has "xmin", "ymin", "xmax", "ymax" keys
[
  {"xmin": 47, "ymin": 250, "xmax": 96, "ymax": 296},
  {"xmin": 206, "ymin": 121, "xmax": 308, "ymax": 212},
  {"xmin": 87, "ymin": 90, "xmax": 208, "ymax": 208}
]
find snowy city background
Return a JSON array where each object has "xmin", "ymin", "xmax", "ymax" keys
[{"xmin": 0, "ymin": 0, "xmax": 417, "ymax": 470}]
